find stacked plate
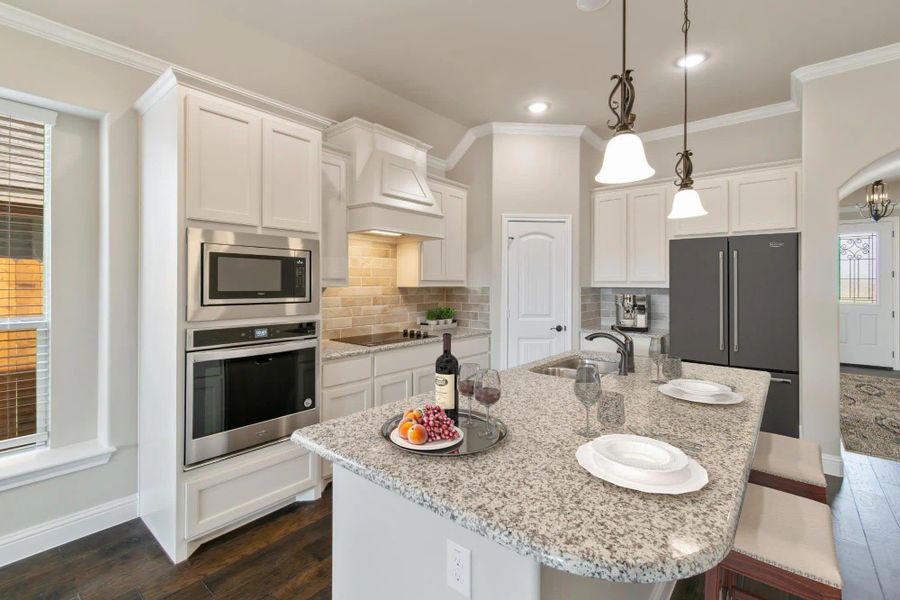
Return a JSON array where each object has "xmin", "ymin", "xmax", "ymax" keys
[
  {"xmin": 575, "ymin": 434, "xmax": 708, "ymax": 494},
  {"xmin": 659, "ymin": 378, "xmax": 744, "ymax": 405}
]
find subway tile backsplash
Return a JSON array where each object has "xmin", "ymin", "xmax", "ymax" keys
[
  {"xmin": 581, "ymin": 287, "xmax": 669, "ymax": 331},
  {"xmin": 322, "ymin": 236, "xmax": 490, "ymax": 339}
]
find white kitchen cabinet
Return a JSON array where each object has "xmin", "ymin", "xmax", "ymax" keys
[
  {"xmin": 729, "ymin": 166, "xmax": 798, "ymax": 232},
  {"xmin": 321, "ymin": 379, "xmax": 372, "ymax": 421},
  {"xmin": 627, "ymin": 186, "xmax": 668, "ymax": 285},
  {"xmin": 396, "ymin": 177, "xmax": 468, "ymax": 287},
  {"xmin": 669, "ymin": 178, "xmax": 730, "ymax": 238},
  {"xmin": 261, "ymin": 117, "xmax": 321, "ymax": 233},
  {"xmin": 374, "ymin": 371, "xmax": 414, "ymax": 406},
  {"xmin": 591, "ymin": 192, "xmax": 628, "ymax": 285},
  {"xmin": 321, "ymin": 147, "xmax": 350, "ymax": 286},
  {"xmin": 185, "ymin": 90, "xmax": 261, "ymax": 226},
  {"xmin": 413, "ymin": 365, "xmax": 435, "ymax": 395}
]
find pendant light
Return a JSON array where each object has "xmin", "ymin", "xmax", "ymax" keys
[
  {"xmin": 668, "ymin": 0, "xmax": 707, "ymax": 219},
  {"xmin": 595, "ymin": 0, "xmax": 655, "ymax": 184},
  {"xmin": 857, "ymin": 180, "xmax": 895, "ymax": 222}
]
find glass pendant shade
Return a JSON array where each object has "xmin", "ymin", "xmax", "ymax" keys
[
  {"xmin": 668, "ymin": 187, "xmax": 707, "ymax": 219},
  {"xmin": 595, "ymin": 132, "xmax": 655, "ymax": 184}
]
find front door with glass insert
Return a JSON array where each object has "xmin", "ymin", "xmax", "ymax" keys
[{"xmin": 839, "ymin": 221, "xmax": 896, "ymax": 367}]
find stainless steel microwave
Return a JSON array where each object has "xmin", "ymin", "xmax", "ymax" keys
[{"xmin": 187, "ymin": 228, "xmax": 320, "ymax": 321}]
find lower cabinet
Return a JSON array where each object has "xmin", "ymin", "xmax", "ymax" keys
[
  {"xmin": 374, "ymin": 371, "xmax": 414, "ymax": 406},
  {"xmin": 321, "ymin": 380, "xmax": 371, "ymax": 421},
  {"xmin": 412, "ymin": 365, "xmax": 435, "ymax": 395}
]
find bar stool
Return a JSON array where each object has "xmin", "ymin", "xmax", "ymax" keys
[
  {"xmin": 705, "ymin": 483, "xmax": 842, "ymax": 600},
  {"xmin": 750, "ymin": 432, "xmax": 828, "ymax": 503}
]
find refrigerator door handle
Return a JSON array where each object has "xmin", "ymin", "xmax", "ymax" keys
[
  {"xmin": 732, "ymin": 250, "xmax": 739, "ymax": 353},
  {"xmin": 718, "ymin": 251, "xmax": 725, "ymax": 351},
  {"xmin": 770, "ymin": 377, "xmax": 792, "ymax": 384}
]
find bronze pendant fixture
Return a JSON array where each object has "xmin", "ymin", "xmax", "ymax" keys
[{"xmin": 857, "ymin": 179, "xmax": 895, "ymax": 222}]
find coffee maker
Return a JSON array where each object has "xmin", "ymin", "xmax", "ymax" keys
[{"xmin": 614, "ymin": 294, "xmax": 649, "ymax": 332}]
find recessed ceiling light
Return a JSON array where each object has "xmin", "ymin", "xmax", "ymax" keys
[
  {"xmin": 676, "ymin": 53, "xmax": 708, "ymax": 68},
  {"xmin": 363, "ymin": 229, "xmax": 402, "ymax": 237},
  {"xmin": 527, "ymin": 101, "xmax": 550, "ymax": 114}
]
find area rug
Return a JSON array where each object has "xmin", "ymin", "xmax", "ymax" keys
[{"xmin": 840, "ymin": 372, "xmax": 900, "ymax": 461}]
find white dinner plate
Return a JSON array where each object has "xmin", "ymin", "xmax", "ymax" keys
[
  {"xmin": 668, "ymin": 379, "xmax": 731, "ymax": 396},
  {"xmin": 658, "ymin": 383, "xmax": 744, "ymax": 405},
  {"xmin": 590, "ymin": 434, "xmax": 689, "ymax": 473},
  {"xmin": 576, "ymin": 444, "xmax": 708, "ymax": 494},
  {"xmin": 389, "ymin": 426, "xmax": 464, "ymax": 451}
]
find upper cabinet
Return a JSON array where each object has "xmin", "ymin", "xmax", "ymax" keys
[
  {"xmin": 729, "ymin": 166, "xmax": 798, "ymax": 233},
  {"xmin": 321, "ymin": 147, "xmax": 350, "ymax": 287},
  {"xmin": 185, "ymin": 92, "xmax": 262, "ymax": 226},
  {"xmin": 591, "ymin": 187, "xmax": 667, "ymax": 288},
  {"xmin": 183, "ymin": 89, "xmax": 322, "ymax": 234},
  {"xmin": 668, "ymin": 177, "xmax": 730, "ymax": 238},
  {"xmin": 396, "ymin": 177, "xmax": 468, "ymax": 287}
]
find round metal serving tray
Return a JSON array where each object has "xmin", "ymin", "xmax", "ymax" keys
[{"xmin": 381, "ymin": 411, "xmax": 508, "ymax": 456}]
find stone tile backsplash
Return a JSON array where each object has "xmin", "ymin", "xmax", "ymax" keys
[
  {"xmin": 322, "ymin": 236, "xmax": 490, "ymax": 339},
  {"xmin": 581, "ymin": 287, "xmax": 669, "ymax": 331}
]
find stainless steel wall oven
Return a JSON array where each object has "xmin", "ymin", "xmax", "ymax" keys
[{"xmin": 185, "ymin": 321, "xmax": 319, "ymax": 467}]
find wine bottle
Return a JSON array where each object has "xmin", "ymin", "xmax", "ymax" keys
[{"xmin": 434, "ymin": 333, "xmax": 459, "ymax": 424}]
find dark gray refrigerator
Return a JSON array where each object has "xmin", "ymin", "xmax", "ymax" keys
[{"xmin": 669, "ymin": 233, "xmax": 799, "ymax": 437}]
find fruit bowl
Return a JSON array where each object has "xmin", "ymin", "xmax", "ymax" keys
[{"xmin": 380, "ymin": 411, "xmax": 508, "ymax": 457}]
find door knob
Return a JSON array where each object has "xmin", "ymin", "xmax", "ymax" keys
[{"xmin": 551, "ymin": 325, "xmax": 566, "ymax": 332}]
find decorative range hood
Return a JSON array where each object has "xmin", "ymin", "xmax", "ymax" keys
[{"xmin": 325, "ymin": 118, "xmax": 444, "ymax": 240}]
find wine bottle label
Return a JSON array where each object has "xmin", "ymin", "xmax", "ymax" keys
[{"xmin": 434, "ymin": 373, "xmax": 456, "ymax": 410}]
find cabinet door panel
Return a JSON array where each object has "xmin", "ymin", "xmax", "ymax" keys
[
  {"xmin": 442, "ymin": 190, "xmax": 467, "ymax": 282},
  {"xmin": 322, "ymin": 151, "xmax": 349, "ymax": 286},
  {"xmin": 670, "ymin": 178, "xmax": 729, "ymax": 237},
  {"xmin": 374, "ymin": 371, "xmax": 413, "ymax": 406},
  {"xmin": 420, "ymin": 186, "xmax": 445, "ymax": 281},
  {"xmin": 185, "ymin": 92, "xmax": 261, "ymax": 226},
  {"xmin": 592, "ymin": 192, "xmax": 627, "ymax": 284},
  {"xmin": 729, "ymin": 168, "xmax": 797, "ymax": 232},
  {"xmin": 627, "ymin": 187, "xmax": 668, "ymax": 284},
  {"xmin": 262, "ymin": 118, "xmax": 321, "ymax": 233},
  {"xmin": 413, "ymin": 366, "xmax": 435, "ymax": 396},
  {"xmin": 321, "ymin": 380, "xmax": 371, "ymax": 422}
]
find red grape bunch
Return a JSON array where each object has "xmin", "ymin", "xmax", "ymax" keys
[{"xmin": 421, "ymin": 404, "xmax": 460, "ymax": 442}]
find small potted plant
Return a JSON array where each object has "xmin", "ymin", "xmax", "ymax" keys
[
  {"xmin": 425, "ymin": 308, "xmax": 441, "ymax": 326},
  {"xmin": 441, "ymin": 307, "xmax": 456, "ymax": 325}
]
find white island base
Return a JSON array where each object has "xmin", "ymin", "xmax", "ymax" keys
[{"xmin": 332, "ymin": 466, "xmax": 676, "ymax": 600}]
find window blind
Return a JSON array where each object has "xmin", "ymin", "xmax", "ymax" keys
[{"xmin": 0, "ymin": 112, "xmax": 49, "ymax": 452}]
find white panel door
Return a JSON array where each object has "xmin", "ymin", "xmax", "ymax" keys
[
  {"xmin": 730, "ymin": 167, "xmax": 798, "ymax": 232},
  {"xmin": 839, "ymin": 221, "xmax": 895, "ymax": 367},
  {"xmin": 322, "ymin": 150, "xmax": 349, "ymax": 286},
  {"xmin": 506, "ymin": 220, "xmax": 570, "ymax": 368},
  {"xmin": 185, "ymin": 91, "xmax": 261, "ymax": 226},
  {"xmin": 669, "ymin": 178, "xmax": 729, "ymax": 237},
  {"xmin": 262, "ymin": 117, "xmax": 321, "ymax": 233},
  {"xmin": 627, "ymin": 186, "xmax": 668, "ymax": 285},
  {"xmin": 374, "ymin": 371, "xmax": 413, "ymax": 406},
  {"xmin": 591, "ymin": 192, "xmax": 627, "ymax": 284}
]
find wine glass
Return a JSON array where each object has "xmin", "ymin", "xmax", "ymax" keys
[
  {"xmin": 457, "ymin": 363, "xmax": 480, "ymax": 427},
  {"xmin": 474, "ymin": 369, "xmax": 501, "ymax": 439},
  {"xmin": 574, "ymin": 365, "xmax": 601, "ymax": 437},
  {"xmin": 648, "ymin": 338, "xmax": 667, "ymax": 383}
]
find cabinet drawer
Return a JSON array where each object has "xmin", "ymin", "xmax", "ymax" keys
[
  {"xmin": 374, "ymin": 345, "xmax": 434, "ymax": 375},
  {"xmin": 454, "ymin": 336, "xmax": 490, "ymax": 360},
  {"xmin": 323, "ymin": 354, "xmax": 373, "ymax": 387},
  {"xmin": 184, "ymin": 442, "xmax": 314, "ymax": 540}
]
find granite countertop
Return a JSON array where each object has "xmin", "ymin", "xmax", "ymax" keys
[
  {"xmin": 321, "ymin": 327, "xmax": 491, "ymax": 361},
  {"xmin": 582, "ymin": 326, "xmax": 669, "ymax": 339},
  {"xmin": 293, "ymin": 352, "xmax": 769, "ymax": 583}
]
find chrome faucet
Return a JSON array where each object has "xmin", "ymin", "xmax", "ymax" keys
[{"xmin": 584, "ymin": 326, "xmax": 635, "ymax": 375}]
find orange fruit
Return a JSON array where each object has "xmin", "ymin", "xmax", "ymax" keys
[
  {"xmin": 403, "ymin": 409, "xmax": 423, "ymax": 423},
  {"xmin": 398, "ymin": 418, "xmax": 416, "ymax": 439},
  {"xmin": 407, "ymin": 424, "xmax": 428, "ymax": 445}
]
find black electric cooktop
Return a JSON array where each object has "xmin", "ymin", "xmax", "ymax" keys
[{"xmin": 336, "ymin": 330, "xmax": 431, "ymax": 347}]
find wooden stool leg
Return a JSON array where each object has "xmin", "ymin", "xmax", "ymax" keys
[{"xmin": 704, "ymin": 565, "xmax": 725, "ymax": 600}]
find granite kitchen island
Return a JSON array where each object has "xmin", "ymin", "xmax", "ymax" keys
[{"xmin": 292, "ymin": 352, "xmax": 770, "ymax": 599}]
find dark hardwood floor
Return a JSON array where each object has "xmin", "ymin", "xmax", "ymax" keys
[{"xmin": 3, "ymin": 451, "xmax": 898, "ymax": 600}]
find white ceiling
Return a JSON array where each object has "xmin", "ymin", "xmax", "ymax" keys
[{"xmin": 7, "ymin": 0, "xmax": 900, "ymax": 132}]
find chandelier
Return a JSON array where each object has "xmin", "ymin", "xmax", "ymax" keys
[{"xmin": 857, "ymin": 180, "xmax": 895, "ymax": 222}]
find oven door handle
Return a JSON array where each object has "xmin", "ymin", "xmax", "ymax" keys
[{"xmin": 187, "ymin": 339, "xmax": 318, "ymax": 364}]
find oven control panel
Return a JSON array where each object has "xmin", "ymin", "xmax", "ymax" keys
[{"xmin": 188, "ymin": 321, "xmax": 317, "ymax": 350}]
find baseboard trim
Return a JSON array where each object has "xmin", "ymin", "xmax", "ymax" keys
[
  {"xmin": 0, "ymin": 494, "xmax": 138, "ymax": 568},
  {"xmin": 822, "ymin": 453, "xmax": 844, "ymax": 478}
]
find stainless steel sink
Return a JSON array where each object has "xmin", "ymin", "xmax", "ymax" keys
[{"xmin": 530, "ymin": 356, "xmax": 620, "ymax": 379}]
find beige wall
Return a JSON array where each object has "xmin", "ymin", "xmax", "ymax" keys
[
  {"xmin": 641, "ymin": 111, "xmax": 801, "ymax": 175},
  {"xmin": 4, "ymin": 0, "xmax": 467, "ymax": 158},
  {"xmin": 800, "ymin": 58, "xmax": 900, "ymax": 460}
]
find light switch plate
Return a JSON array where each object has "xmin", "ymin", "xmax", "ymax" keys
[{"xmin": 446, "ymin": 539, "xmax": 471, "ymax": 597}]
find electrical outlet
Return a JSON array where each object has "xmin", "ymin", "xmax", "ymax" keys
[{"xmin": 446, "ymin": 539, "xmax": 471, "ymax": 597}]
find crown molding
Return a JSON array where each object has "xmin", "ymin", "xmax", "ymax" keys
[
  {"xmin": 0, "ymin": 1, "xmax": 169, "ymax": 74},
  {"xmin": 791, "ymin": 41, "xmax": 900, "ymax": 105},
  {"xmin": 426, "ymin": 155, "xmax": 447, "ymax": 175},
  {"xmin": 638, "ymin": 101, "xmax": 799, "ymax": 143}
]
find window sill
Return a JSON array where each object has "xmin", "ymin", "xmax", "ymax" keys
[{"xmin": 0, "ymin": 440, "xmax": 116, "ymax": 493}]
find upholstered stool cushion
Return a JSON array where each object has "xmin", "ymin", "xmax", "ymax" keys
[
  {"xmin": 734, "ymin": 483, "xmax": 842, "ymax": 589},
  {"xmin": 752, "ymin": 432, "xmax": 826, "ymax": 487}
]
